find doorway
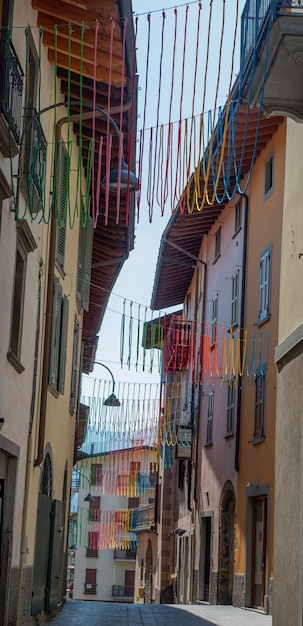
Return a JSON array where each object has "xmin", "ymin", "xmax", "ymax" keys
[
  {"xmin": 199, "ymin": 514, "xmax": 212, "ymax": 602},
  {"xmin": 251, "ymin": 496, "xmax": 267, "ymax": 608},
  {"xmin": 218, "ymin": 481, "xmax": 235, "ymax": 604}
]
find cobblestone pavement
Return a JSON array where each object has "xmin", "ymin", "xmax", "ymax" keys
[{"xmin": 47, "ymin": 601, "xmax": 272, "ymax": 626}]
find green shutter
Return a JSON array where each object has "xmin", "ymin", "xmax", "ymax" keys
[
  {"xmin": 46, "ymin": 499, "xmax": 66, "ymax": 612},
  {"xmin": 49, "ymin": 278, "xmax": 62, "ymax": 386},
  {"xmin": 31, "ymin": 494, "xmax": 52, "ymax": 615},
  {"xmin": 82, "ymin": 216, "xmax": 93, "ymax": 311},
  {"xmin": 70, "ymin": 319, "xmax": 80, "ymax": 409},
  {"xmin": 58, "ymin": 295, "xmax": 69, "ymax": 394},
  {"xmin": 55, "ymin": 145, "xmax": 68, "ymax": 267},
  {"xmin": 76, "ymin": 222, "xmax": 85, "ymax": 306}
]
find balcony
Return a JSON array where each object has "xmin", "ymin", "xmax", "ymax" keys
[
  {"xmin": 20, "ymin": 111, "xmax": 47, "ymax": 213},
  {"xmin": 240, "ymin": 1, "xmax": 303, "ymax": 121},
  {"xmin": 114, "ymin": 549, "xmax": 136, "ymax": 561},
  {"xmin": 0, "ymin": 33, "xmax": 23, "ymax": 157},
  {"xmin": 135, "ymin": 504, "xmax": 155, "ymax": 532},
  {"xmin": 84, "ymin": 583, "xmax": 97, "ymax": 595},
  {"xmin": 112, "ymin": 585, "xmax": 134, "ymax": 599}
]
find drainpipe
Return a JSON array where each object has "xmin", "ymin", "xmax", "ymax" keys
[{"xmin": 235, "ymin": 193, "xmax": 249, "ymax": 473}]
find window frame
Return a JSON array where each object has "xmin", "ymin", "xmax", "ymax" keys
[
  {"xmin": 231, "ymin": 270, "xmax": 239, "ymax": 328},
  {"xmin": 226, "ymin": 383, "xmax": 235, "ymax": 437},
  {"xmin": 258, "ymin": 244, "xmax": 272, "ymax": 325},
  {"xmin": 55, "ymin": 142, "xmax": 68, "ymax": 270},
  {"xmin": 234, "ymin": 198, "xmax": 242, "ymax": 234},
  {"xmin": 214, "ymin": 226, "xmax": 221, "ymax": 262},
  {"xmin": 206, "ymin": 391, "xmax": 214, "ymax": 446},
  {"xmin": 264, "ymin": 152, "xmax": 274, "ymax": 200},
  {"xmin": 254, "ymin": 370, "xmax": 266, "ymax": 440},
  {"xmin": 211, "ymin": 294, "xmax": 218, "ymax": 346},
  {"xmin": 8, "ymin": 221, "xmax": 37, "ymax": 372},
  {"xmin": 49, "ymin": 276, "xmax": 69, "ymax": 393}
]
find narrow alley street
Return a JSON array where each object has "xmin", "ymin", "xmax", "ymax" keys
[{"xmin": 47, "ymin": 601, "xmax": 272, "ymax": 626}]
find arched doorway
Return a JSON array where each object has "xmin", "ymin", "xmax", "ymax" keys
[
  {"xmin": 145, "ymin": 540, "xmax": 153, "ymax": 604},
  {"xmin": 218, "ymin": 481, "xmax": 235, "ymax": 604}
]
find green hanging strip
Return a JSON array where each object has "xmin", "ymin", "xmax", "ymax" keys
[
  {"xmin": 135, "ymin": 304, "xmax": 141, "ymax": 371},
  {"xmin": 66, "ymin": 24, "xmax": 73, "ymax": 228},
  {"xmin": 142, "ymin": 307, "xmax": 148, "ymax": 372},
  {"xmin": 149, "ymin": 310, "xmax": 155, "ymax": 373},
  {"xmin": 51, "ymin": 25, "xmax": 59, "ymax": 224},
  {"xmin": 120, "ymin": 299, "xmax": 126, "ymax": 368},
  {"xmin": 127, "ymin": 302, "xmax": 133, "ymax": 370},
  {"xmin": 75, "ymin": 22, "xmax": 87, "ymax": 227}
]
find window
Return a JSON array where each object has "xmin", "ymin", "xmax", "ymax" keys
[
  {"xmin": 84, "ymin": 568, "xmax": 97, "ymax": 595},
  {"xmin": 86, "ymin": 531, "xmax": 99, "ymax": 557},
  {"xmin": 214, "ymin": 227, "xmax": 221, "ymax": 261},
  {"xmin": 206, "ymin": 391, "xmax": 214, "ymax": 445},
  {"xmin": 90, "ymin": 464, "xmax": 103, "ymax": 486},
  {"xmin": 211, "ymin": 294, "xmax": 218, "ymax": 346},
  {"xmin": 55, "ymin": 143, "xmax": 68, "ymax": 269},
  {"xmin": 254, "ymin": 371, "xmax": 266, "ymax": 440},
  {"xmin": 49, "ymin": 277, "xmax": 69, "ymax": 392},
  {"xmin": 178, "ymin": 460, "xmax": 185, "ymax": 490},
  {"xmin": 226, "ymin": 383, "xmax": 235, "ymax": 436},
  {"xmin": 8, "ymin": 221, "xmax": 37, "ymax": 370},
  {"xmin": 259, "ymin": 245, "xmax": 271, "ymax": 324},
  {"xmin": 70, "ymin": 319, "xmax": 80, "ymax": 410},
  {"xmin": 88, "ymin": 496, "xmax": 101, "ymax": 522},
  {"xmin": 231, "ymin": 271, "xmax": 239, "ymax": 327},
  {"xmin": 128, "ymin": 497, "xmax": 139, "ymax": 509},
  {"xmin": 77, "ymin": 215, "xmax": 93, "ymax": 311},
  {"xmin": 235, "ymin": 198, "xmax": 242, "ymax": 233},
  {"xmin": 264, "ymin": 153, "xmax": 274, "ymax": 199}
]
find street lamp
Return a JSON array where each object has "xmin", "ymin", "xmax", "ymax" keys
[
  {"xmin": 93, "ymin": 361, "xmax": 121, "ymax": 407},
  {"xmin": 75, "ymin": 471, "xmax": 95, "ymax": 502}
]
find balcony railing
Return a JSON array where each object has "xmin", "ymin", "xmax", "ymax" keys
[
  {"xmin": 114, "ymin": 549, "xmax": 136, "ymax": 561},
  {"xmin": 135, "ymin": 503, "xmax": 155, "ymax": 531},
  {"xmin": 84, "ymin": 583, "xmax": 97, "ymax": 594},
  {"xmin": 112, "ymin": 585, "xmax": 134, "ymax": 599},
  {"xmin": 240, "ymin": 0, "xmax": 303, "ymax": 89},
  {"xmin": 20, "ymin": 110, "xmax": 47, "ymax": 212},
  {"xmin": 0, "ymin": 32, "xmax": 23, "ymax": 155}
]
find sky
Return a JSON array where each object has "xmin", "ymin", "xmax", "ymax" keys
[{"xmin": 82, "ymin": 0, "xmax": 246, "ymax": 398}]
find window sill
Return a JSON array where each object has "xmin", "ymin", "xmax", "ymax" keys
[
  {"xmin": 232, "ymin": 226, "xmax": 242, "ymax": 239},
  {"xmin": 7, "ymin": 351, "xmax": 25, "ymax": 374},
  {"xmin": 250, "ymin": 436, "xmax": 265, "ymax": 446},
  {"xmin": 48, "ymin": 384, "xmax": 59, "ymax": 399},
  {"xmin": 205, "ymin": 442, "xmax": 213, "ymax": 448},
  {"xmin": 257, "ymin": 313, "xmax": 271, "ymax": 327},
  {"xmin": 212, "ymin": 253, "xmax": 221, "ymax": 265},
  {"xmin": 224, "ymin": 433, "xmax": 234, "ymax": 440}
]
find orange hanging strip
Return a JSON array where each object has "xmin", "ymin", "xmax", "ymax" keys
[
  {"xmin": 104, "ymin": 19, "xmax": 115, "ymax": 225},
  {"xmin": 115, "ymin": 16, "xmax": 127, "ymax": 224}
]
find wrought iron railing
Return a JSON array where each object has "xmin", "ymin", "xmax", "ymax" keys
[
  {"xmin": 135, "ymin": 503, "xmax": 155, "ymax": 530},
  {"xmin": 0, "ymin": 32, "xmax": 23, "ymax": 145},
  {"xmin": 112, "ymin": 585, "xmax": 134, "ymax": 598},
  {"xmin": 114, "ymin": 549, "xmax": 136, "ymax": 560},
  {"xmin": 22, "ymin": 110, "xmax": 47, "ymax": 204},
  {"xmin": 240, "ymin": 0, "xmax": 303, "ymax": 92}
]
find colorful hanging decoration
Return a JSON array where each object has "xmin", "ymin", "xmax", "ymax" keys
[{"xmin": 8, "ymin": 2, "xmax": 274, "ymax": 226}]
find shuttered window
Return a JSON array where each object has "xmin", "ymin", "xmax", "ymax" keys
[
  {"xmin": 70, "ymin": 319, "xmax": 80, "ymax": 410},
  {"xmin": 77, "ymin": 215, "xmax": 93, "ymax": 311},
  {"xmin": 49, "ymin": 277, "xmax": 69, "ymax": 392},
  {"xmin": 259, "ymin": 245, "xmax": 271, "ymax": 324},
  {"xmin": 254, "ymin": 372, "xmax": 265, "ymax": 440},
  {"xmin": 231, "ymin": 271, "xmax": 239, "ymax": 327},
  {"xmin": 206, "ymin": 391, "xmax": 214, "ymax": 445},
  {"xmin": 211, "ymin": 295, "xmax": 218, "ymax": 346},
  {"xmin": 55, "ymin": 143, "xmax": 68, "ymax": 268}
]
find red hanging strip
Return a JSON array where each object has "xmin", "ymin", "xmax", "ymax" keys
[
  {"xmin": 186, "ymin": 3, "xmax": 202, "ymax": 194},
  {"xmin": 116, "ymin": 17, "xmax": 127, "ymax": 225},
  {"xmin": 173, "ymin": 5, "xmax": 189, "ymax": 207},
  {"xmin": 125, "ymin": 15, "xmax": 138, "ymax": 226},
  {"xmin": 104, "ymin": 19, "xmax": 115, "ymax": 226},
  {"xmin": 136, "ymin": 14, "xmax": 150, "ymax": 218},
  {"xmin": 148, "ymin": 11, "xmax": 166, "ymax": 222},
  {"xmin": 91, "ymin": 20, "xmax": 99, "ymax": 227},
  {"xmin": 164, "ymin": 8, "xmax": 178, "ymax": 214}
]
